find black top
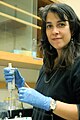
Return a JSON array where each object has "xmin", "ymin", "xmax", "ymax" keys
[{"xmin": 32, "ymin": 57, "xmax": 80, "ymax": 120}]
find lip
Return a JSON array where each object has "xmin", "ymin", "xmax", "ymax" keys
[{"xmin": 52, "ymin": 38, "xmax": 62, "ymax": 40}]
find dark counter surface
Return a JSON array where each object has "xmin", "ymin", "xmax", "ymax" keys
[{"xmin": 8, "ymin": 108, "xmax": 33, "ymax": 119}]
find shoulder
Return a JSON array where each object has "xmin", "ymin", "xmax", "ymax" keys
[
  {"xmin": 74, "ymin": 56, "xmax": 80, "ymax": 68},
  {"xmin": 37, "ymin": 65, "xmax": 45, "ymax": 80},
  {"xmin": 70, "ymin": 57, "xmax": 80, "ymax": 98},
  {"xmin": 71, "ymin": 56, "xmax": 80, "ymax": 75},
  {"xmin": 39, "ymin": 65, "xmax": 44, "ymax": 74}
]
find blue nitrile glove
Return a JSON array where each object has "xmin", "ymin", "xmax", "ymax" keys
[
  {"xmin": 14, "ymin": 68, "xmax": 25, "ymax": 88},
  {"xmin": 18, "ymin": 87, "xmax": 52, "ymax": 111},
  {"xmin": 4, "ymin": 67, "xmax": 25, "ymax": 88}
]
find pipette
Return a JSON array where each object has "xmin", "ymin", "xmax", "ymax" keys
[{"xmin": 8, "ymin": 63, "xmax": 15, "ymax": 118}]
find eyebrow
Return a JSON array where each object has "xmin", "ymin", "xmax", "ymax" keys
[
  {"xmin": 46, "ymin": 22, "xmax": 52, "ymax": 24},
  {"xmin": 46, "ymin": 20, "xmax": 68, "ymax": 24}
]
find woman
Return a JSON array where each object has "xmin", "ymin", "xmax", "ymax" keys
[{"xmin": 4, "ymin": 3, "xmax": 80, "ymax": 120}]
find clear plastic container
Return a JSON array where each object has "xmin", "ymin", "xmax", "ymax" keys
[
  {"xmin": 32, "ymin": 38, "xmax": 37, "ymax": 58},
  {"xmin": 0, "ymin": 102, "xmax": 9, "ymax": 119}
]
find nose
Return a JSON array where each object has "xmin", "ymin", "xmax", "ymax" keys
[{"xmin": 51, "ymin": 27, "xmax": 59, "ymax": 35}]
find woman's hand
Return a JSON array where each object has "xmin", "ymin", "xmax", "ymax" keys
[
  {"xmin": 18, "ymin": 87, "xmax": 52, "ymax": 111},
  {"xmin": 4, "ymin": 67, "xmax": 25, "ymax": 88}
]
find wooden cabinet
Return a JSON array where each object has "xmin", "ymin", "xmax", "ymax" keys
[
  {"xmin": 0, "ymin": 51, "xmax": 43, "ymax": 69},
  {"xmin": 0, "ymin": 51, "xmax": 43, "ymax": 88},
  {"xmin": 0, "ymin": 1, "xmax": 42, "ymax": 89}
]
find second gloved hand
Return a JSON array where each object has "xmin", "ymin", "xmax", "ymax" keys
[
  {"xmin": 18, "ymin": 87, "xmax": 52, "ymax": 111},
  {"xmin": 4, "ymin": 67, "xmax": 25, "ymax": 88}
]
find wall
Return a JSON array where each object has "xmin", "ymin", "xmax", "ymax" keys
[{"xmin": 58, "ymin": 0, "xmax": 80, "ymax": 19}]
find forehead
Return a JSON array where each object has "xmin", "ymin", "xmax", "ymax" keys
[
  {"xmin": 46, "ymin": 11, "xmax": 68, "ymax": 22},
  {"xmin": 45, "ymin": 12, "xmax": 70, "ymax": 27},
  {"xmin": 46, "ymin": 12, "xmax": 60, "ymax": 21}
]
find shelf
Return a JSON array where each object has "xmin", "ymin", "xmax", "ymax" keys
[
  {"xmin": 0, "ymin": 51, "xmax": 43, "ymax": 69},
  {"xmin": 0, "ymin": 20, "xmax": 26, "ymax": 32},
  {"xmin": 0, "ymin": 81, "xmax": 35, "ymax": 88}
]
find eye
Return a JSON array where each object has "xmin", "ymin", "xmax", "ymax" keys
[
  {"xmin": 46, "ymin": 24, "xmax": 53, "ymax": 29},
  {"xmin": 57, "ymin": 22, "xmax": 66, "ymax": 28}
]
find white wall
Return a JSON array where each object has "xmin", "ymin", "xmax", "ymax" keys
[{"xmin": 59, "ymin": 0, "xmax": 80, "ymax": 19}]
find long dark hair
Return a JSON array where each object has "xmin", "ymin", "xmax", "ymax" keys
[{"xmin": 39, "ymin": 3, "xmax": 80, "ymax": 73}]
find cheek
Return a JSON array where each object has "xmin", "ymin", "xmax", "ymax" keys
[{"xmin": 64, "ymin": 28, "xmax": 71, "ymax": 41}]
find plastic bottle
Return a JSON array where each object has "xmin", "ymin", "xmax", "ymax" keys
[{"xmin": 32, "ymin": 38, "xmax": 37, "ymax": 58}]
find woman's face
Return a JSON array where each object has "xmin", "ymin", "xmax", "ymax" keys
[{"xmin": 46, "ymin": 12, "xmax": 71, "ymax": 52}]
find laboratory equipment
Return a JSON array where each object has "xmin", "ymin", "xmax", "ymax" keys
[
  {"xmin": 0, "ymin": 102, "xmax": 9, "ymax": 119},
  {"xmin": 32, "ymin": 38, "xmax": 37, "ymax": 58},
  {"xmin": 5, "ymin": 117, "xmax": 32, "ymax": 120},
  {"xmin": 4, "ymin": 108, "xmax": 32, "ymax": 120},
  {"xmin": 4, "ymin": 110, "xmax": 32, "ymax": 120},
  {"xmin": 7, "ymin": 63, "xmax": 15, "ymax": 118},
  {"xmin": 8, "ymin": 63, "xmax": 15, "ymax": 90}
]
